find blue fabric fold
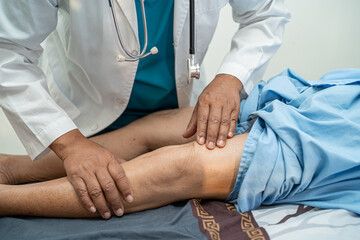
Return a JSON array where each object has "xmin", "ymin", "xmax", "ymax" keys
[{"xmin": 228, "ymin": 68, "xmax": 360, "ymax": 214}]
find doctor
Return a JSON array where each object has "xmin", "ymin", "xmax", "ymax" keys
[{"xmin": 0, "ymin": 0, "xmax": 289, "ymax": 219}]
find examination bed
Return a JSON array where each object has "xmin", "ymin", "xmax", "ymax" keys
[{"xmin": 1, "ymin": 199, "xmax": 359, "ymax": 240}]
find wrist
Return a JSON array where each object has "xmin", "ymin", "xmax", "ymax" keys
[
  {"xmin": 215, "ymin": 74, "xmax": 243, "ymax": 93},
  {"xmin": 49, "ymin": 129, "xmax": 86, "ymax": 160}
]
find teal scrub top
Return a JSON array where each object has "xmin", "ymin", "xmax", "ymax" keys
[{"xmin": 102, "ymin": 0, "xmax": 177, "ymax": 133}]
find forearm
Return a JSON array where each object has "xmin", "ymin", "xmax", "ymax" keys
[{"xmin": 221, "ymin": 0, "xmax": 290, "ymax": 94}]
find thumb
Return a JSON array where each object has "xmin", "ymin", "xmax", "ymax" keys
[{"xmin": 182, "ymin": 107, "xmax": 198, "ymax": 138}]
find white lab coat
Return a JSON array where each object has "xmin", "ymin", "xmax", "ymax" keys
[{"xmin": 0, "ymin": 0, "xmax": 290, "ymax": 160}]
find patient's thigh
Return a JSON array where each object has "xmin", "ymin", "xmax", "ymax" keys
[
  {"xmin": 123, "ymin": 107, "xmax": 196, "ymax": 150},
  {"xmin": 90, "ymin": 107, "xmax": 194, "ymax": 160},
  {"xmin": 142, "ymin": 107, "xmax": 195, "ymax": 149}
]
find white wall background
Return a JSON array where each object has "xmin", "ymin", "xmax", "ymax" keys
[
  {"xmin": 1, "ymin": 0, "xmax": 360, "ymax": 155},
  {"xmin": 204, "ymin": 0, "xmax": 360, "ymax": 81}
]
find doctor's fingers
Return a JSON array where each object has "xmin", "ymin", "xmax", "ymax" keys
[
  {"xmin": 216, "ymin": 103, "xmax": 240, "ymax": 147},
  {"xmin": 85, "ymin": 174, "xmax": 114, "ymax": 219},
  {"xmin": 203, "ymin": 105, "xmax": 223, "ymax": 150},
  {"xmin": 228, "ymin": 105, "xmax": 240, "ymax": 138},
  {"xmin": 108, "ymin": 158, "xmax": 134, "ymax": 204},
  {"xmin": 195, "ymin": 103, "xmax": 210, "ymax": 146},
  {"xmin": 96, "ymin": 168, "xmax": 125, "ymax": 217},
  {"xmin": 68, "ymin": 174, "xmax": 110, "ymax": 218},
  {"xmin": 216, "ymin": 105, "xmax": 233, "ymax": 148},
  {"xmin": 182, "ymin": 104, "xmax": 199, "ymax": 139}
]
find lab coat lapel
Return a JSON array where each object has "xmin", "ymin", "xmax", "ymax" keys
[
  {"xmin": 116, "ymin": 0, "xmax": 138, "ymax": 38},
  {"xmin": 173, "ymin": 0, "xmax": 189, "ymax": 48}
]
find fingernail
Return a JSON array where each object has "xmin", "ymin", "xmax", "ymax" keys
[
  {"xmin": 228, "ymin": 132, "xmax": 233, "ymax": 137},
  {"xmin": 89, "ymin": 206, "xmax": 96, "ymax": 213},
  {"xmin": 217, "ymin": 140, "xmax": 225, "ymax": 147},
  {"xmin": 103, "ymin": 212, "xmax": 111, "ymax": 219},
  {"xmin": 126, "ymin": 195, "xmax": 134, "ymax": 203},
  {"xmin": 199, "ymin": 137, "xmax": 205, "ymax": 144},
  {"xmin": 115, "ymin": 208, "xmax": 124, "ymax": 216},
  {"xmin": 208, "ymin": 141, "xmax": 215, "ymax": 149}
]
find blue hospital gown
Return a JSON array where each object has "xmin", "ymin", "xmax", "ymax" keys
[{"xmin": 228, "ymin": 69, "xmax": 360, "ymax": 214}]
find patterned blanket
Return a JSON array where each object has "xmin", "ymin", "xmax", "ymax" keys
[{"xmin": 1, "ymin": 199, "xmax": 359, "ymax": 239}]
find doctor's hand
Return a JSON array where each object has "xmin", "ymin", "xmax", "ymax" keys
[
  {"xmin": 183, "ymin": 74, "xmax": 243, "ymax": 149},
  {"xmin": 50, "ymin": 129, "xmax": 133, "ymax": 219}
]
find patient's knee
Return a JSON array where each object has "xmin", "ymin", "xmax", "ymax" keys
[
  {"xmin": 156, "ymin": 140, "xmax": 241, "ymax": 199},
  {"xmin": 151, "ymin": 142, "xmax": 198, "ymax": 185},
  {"xmin": 189, "ymin": 134, "xmax": 247, "ymax": 199},
  {"xmin": 142, "ymin": 135, "xmax": 246, "ymax": 200}
]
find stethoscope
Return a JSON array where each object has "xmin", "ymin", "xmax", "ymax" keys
[{"xmin": 108, "ymin": 0, "xmax": 200, "ymax": 83}]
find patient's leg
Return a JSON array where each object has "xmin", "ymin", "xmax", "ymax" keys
[
  {"xmin": 0, "ymin": 108, "xmax": 195, "ymax": 185},
  {"xmin": 0, "ymin": 133, "xmax": 247, "ymax": 218}
]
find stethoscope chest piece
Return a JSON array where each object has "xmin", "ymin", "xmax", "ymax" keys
[
  {"xmin": 187, "ymin": 0, "xmax": 200, "ymax": 84},
  {"xmin": 187, "ymin": 54, "xmax": 200, "ymax": 83}
]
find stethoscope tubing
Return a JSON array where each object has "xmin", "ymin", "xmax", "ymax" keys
[
  {"xmin": 189, "ymin": 0, "xmax": 195, "ymax": 55},
  {"xmin": 108, "ymin": 0, "xmax": 150, "ymax": 61}
]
